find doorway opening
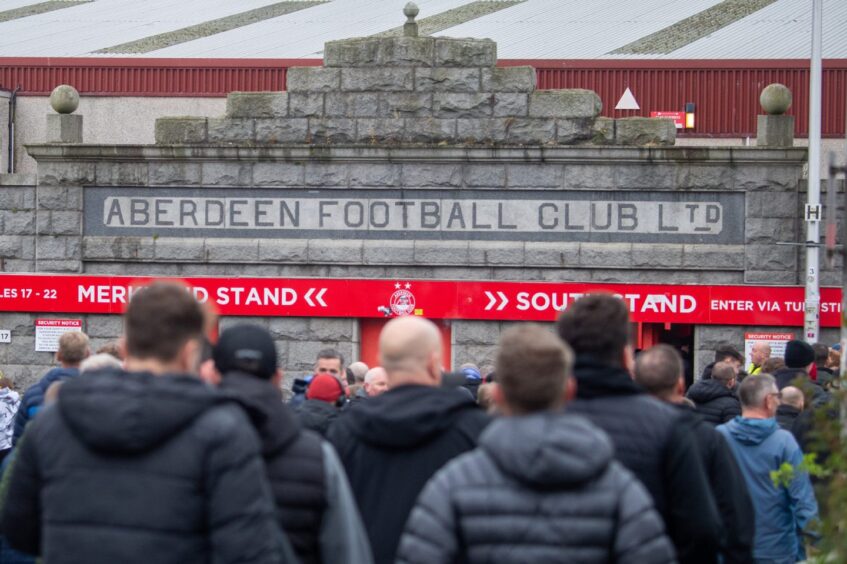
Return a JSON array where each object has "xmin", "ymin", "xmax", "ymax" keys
[
  {"xmin": 637, "ymin": 322, "xmax": 695, "ymax": 388},
  {"xmin": 359, "ymin": 318, "xmax": 453, "ymax": 371}
]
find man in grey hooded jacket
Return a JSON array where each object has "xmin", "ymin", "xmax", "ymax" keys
[{"xmin": 396, "ymin": 324, "xmax": 676, "ymax": 564}]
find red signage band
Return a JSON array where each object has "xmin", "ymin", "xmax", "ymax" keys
[{"xmin": 0, "ymin": 274, "xmax": 841, "ymax": 327}]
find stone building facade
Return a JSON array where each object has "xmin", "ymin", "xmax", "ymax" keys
[{"xmin": 0, "ymin": 27, "xmax": 839, "ymax": 389}]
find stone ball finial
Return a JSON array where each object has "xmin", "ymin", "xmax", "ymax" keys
[
  {"xmin": 760, "ymin": 83, "xmax": 792, "ymax": 115},
  {"xmin": 50, "ymin": 85, "xmax": 80, "ymax": 114},
  {"xmin": 403, "ymin": 2, "xmax": 419, "ymax": 37},
  {"xmin": 404, "ymin": 2, "xmax": 419, "ymax": 20}
]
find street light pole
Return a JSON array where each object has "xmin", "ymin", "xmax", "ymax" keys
[{"xmin": 804, "ymin": 0, "xmax": 823, "ymax": 343}]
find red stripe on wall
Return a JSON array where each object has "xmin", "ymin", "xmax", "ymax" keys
[
  {"xmin": 510, "ymin": 59, "xmax": 847, "ymax": 138},
  {"xmin": 0, "ymin": 57, "xmax": 843, "ymax": 137}
]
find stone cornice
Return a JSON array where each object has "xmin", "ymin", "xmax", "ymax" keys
[{"xmin": 26, "ymin": 143, "xmax": 808, "ymax": 165}]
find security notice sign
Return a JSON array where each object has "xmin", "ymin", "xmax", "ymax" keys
[
  {"xmin": 744, "ymin": 332, "xmax": 795, "ymax": 368},
  {"xmin": 650, "ymin": 111, "xmax": 685, "ymax": 129},
  {"xmin": 35, "ymin": 318, "xmax": 82, "ymax": 352},
  {"xmin": 0, "ymin": 275, "xmax": 841, "ymax": 327}
]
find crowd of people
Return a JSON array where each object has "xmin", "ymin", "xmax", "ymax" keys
[{"xmin": 0, "ymin": 282, "xmax": 836, "ymax": 563}]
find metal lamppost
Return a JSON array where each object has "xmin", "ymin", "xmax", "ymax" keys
[{"xmin": 804, "ymin": 0, "xmax": 824, "ymax": 344}]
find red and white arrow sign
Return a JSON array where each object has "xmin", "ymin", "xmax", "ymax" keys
[
  {"xmin": 0, "ymin": 274, "xmax": 841, "ymax": 327},
  {"xmin": 483, "ymin": 290, "xmax": 509, "ymax": 311},
  {"xmin": 304, "ymin": 288, "xmax": 328, "ymax": 307}
]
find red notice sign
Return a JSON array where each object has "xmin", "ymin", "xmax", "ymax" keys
[
  {"xmin": 650, "ymin": 111, "xmax": 685, "ymax": 128},
  {"xmin": 0, "ymin": 274, "xmax": 841, "ymax": 327}
]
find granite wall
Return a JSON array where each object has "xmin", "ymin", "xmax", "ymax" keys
[{"xmin": 0, "ymin": 32, "xmax": 831, "ymax": 389}]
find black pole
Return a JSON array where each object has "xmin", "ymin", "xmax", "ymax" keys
[{"xmin": 7, "ymin": 85, "xmax": 20, "ymax": 174}]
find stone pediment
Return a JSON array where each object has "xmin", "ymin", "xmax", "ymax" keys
[{"xmin": 155, "ymin": 8, "xmax": 674, "ymax": 148}]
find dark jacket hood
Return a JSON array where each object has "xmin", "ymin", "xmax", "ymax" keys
[
  {"xmin": 573, "ymin": 356, "xmax": 644, "ymax": 400},
  {"xmin": 723, "ymin": 416, "xmax": 779, "ymax": 446},
  {"xmin": 219, "ymin": 371, "xmax": 299, "ymax": 456},
  {"xmin": 39, "ymin": 366, "xmax": 78, "ymax": 388},
  {"xmin": 344, "ymin": 384, "xmax": 480, "ymax": 449},
  {"xmin": 687, "ymin": 378, "xmax": 735, "ymax": 403},
  {"xmin": 481, "ymin": 412, "xmax": 613, "ymax": 489},
  {"xmin": 776, "ymin": 404, "xmax": 802, "ymax": 429},
  {"xmin": 774, "ymin": 366, "xmax": 809, "ymax": 389},
  {"xmin": 776, "ymin": 404, "xmax": 801, "ymax": 417},
  {"xmin": 298, "ymin": 398, "xmax": 340, "ymax": 425},
  {"xmin": 59, "ymin": 369, "xmax": 244, "ymax": 454},
  {"xmin": 700, "ymin": 362, "xmax": 715, "ymax": 380}
]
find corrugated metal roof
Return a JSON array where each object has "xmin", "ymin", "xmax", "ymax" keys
[
  {"xmin": 0, "ymin": 1, "xmax": 92, "ymax": 23},
  {"xmin": 432, "ymin": 0, "xmax": 725, "ymax": 59},
  {"xmin": 96, "ymin": 1, "xmax": 326, "ymax": 54},
  {"xmin": 611, "ymin": 0, "xmax": 781, "ymax": 55},
  {"xmin": 0, "ymin": 0, "xmax": 302, "ymax": 56},
  {"xmin": 0, "ymin": 0, "xmax": 56, "ymax": 10},
  {"xmin": 0, "ymin": 0, "xmax": 843, "ymax": 59},
  {"xmin": 374, "ymin": 0, "xmax": 525, "ymax": 38},
  {"xmin": 149, "ymin": 0, "xmax": 474, "ymax": 58},
  {"xmin": 640, "ymin": 0, "xmax": 847, "ymax": 59}
]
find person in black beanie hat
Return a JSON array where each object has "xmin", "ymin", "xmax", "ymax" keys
[
  {"xmin": 772, "ymin": 339, "xmax": 834, "ymax": 413},
  {"xmin": 774, "ymin": 340, "xmax": 815, "ymax": 390},
  {"xmin": 784, "ymin": 340, "xmax": 815, "ymax": 370},
  {"xmin": 215, "ymin": 324, "xmax": 373, "ymax": 564}
]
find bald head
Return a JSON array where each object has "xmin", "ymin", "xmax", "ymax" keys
[
  {"xmin": 363, "ymin": 366, "xmax": 388, "ymax": 396},
  {"xmin": 379, "ymin": 316, "xmax": 442, "ymax": 387},
  {"xmin": 712, "ymin": 361, "xmax": 737, "ymax": 388},
  {"xmin": 752, "ymin": 341, "xmax": 771, "ymax": 355},
  {"xmin": 348, "ymin": 361, "xmax": 369, "ymax": 383},
  {"xmin": 634, "ymin": 344, "xmax": 684, "ymax": 400},
  {"xmin": 751, "ymin": 342, "xmax": 771, "ymax": 366},
  {"xmin": 781, "ymin": 386, "xmax": 804, "ymax": 410}
]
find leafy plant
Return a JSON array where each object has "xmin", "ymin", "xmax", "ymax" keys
[
  {"xmin": 770, "ymin": 453, "xmax": 829, "ymax": 489},
  {"xmin": 791, "ymin": 379, "xmax": 847, "ymax": 560}
]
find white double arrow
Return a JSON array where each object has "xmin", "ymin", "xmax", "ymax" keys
[
  {"xmin": 304, "ymin": 288, "xmax": 328, "ymax": 307},
  {"xmin": 484, "ymin": 291, "xmax": 509, "ymax": 311}
]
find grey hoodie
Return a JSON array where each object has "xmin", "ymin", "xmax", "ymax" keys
[{"xmin": 396, "ymin": 411, "xmax": 677, "ymax": 564}]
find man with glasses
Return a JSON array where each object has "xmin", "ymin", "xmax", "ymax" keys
[{"xmin": 717, "ymin": 374, "xmax": 818, "ymax": 564}]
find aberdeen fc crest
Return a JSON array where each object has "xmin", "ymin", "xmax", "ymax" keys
[{"xmin": 389, "ymin": 282, "xmax": 416, "ymax": 316}]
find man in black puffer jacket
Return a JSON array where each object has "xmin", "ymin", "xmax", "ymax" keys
[
  {"xmin": 699, "ymin": 344, "xmax": 744, "ymax": 381},
  {"xmin": 557, "ymin": 294, "xmax": 721, "ymax": 564},
  {"xmin": 686, "ymin": 361, "xmax": 741, "ymax": 425},
  {"xmin": 397, "ymin": 324, "xmax": 675, "ymax": 564},
  {"xmin": 636, "ymin": 345, "xmax": 755, "ymax": 564},
  {"xmin": 328, "ymin": 316, "xmax": 489, "ymax": 564},
  {"xmin": 214, "ymin": 324, "xmax": 372, "ymax": 564},
  {"xmin": 0, "ymin": 283, "xmax": 292, "ymax": 564},
  {"xmin": 776, "ymin": 386, "xmax": 804, "ymax": 430}
]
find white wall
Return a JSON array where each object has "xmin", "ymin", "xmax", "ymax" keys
[{"xmin": 6, "ymin": 96, "xmax": 226, "ymax": 175}]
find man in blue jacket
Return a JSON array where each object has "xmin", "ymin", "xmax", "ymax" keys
[
  {"xmin": 12, "ymin": 331, "xmax": 90, "ymax": 445},
  {"xmin": 717, "ymin": 374, "xmax": 818, "ymax": 563}
]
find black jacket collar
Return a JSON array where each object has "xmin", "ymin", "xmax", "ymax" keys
[
  {"xmin": 219, "ymin": 371, "xmax": 300, "ymax": 455},
  {"xmin": 573, "ymin": 356, "xmax": 644, "ymax": 400}
]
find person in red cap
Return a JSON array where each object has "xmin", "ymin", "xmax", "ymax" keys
[{"xmin": 297, "ymin": 373, "xmax": 347, "ymax": 436}]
